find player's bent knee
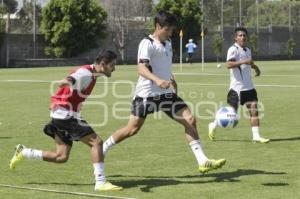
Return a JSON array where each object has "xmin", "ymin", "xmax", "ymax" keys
[
  {"xmin": 93, "ymin": 137, "xmax": 103, "ymax": 147},
  {"xmin": 56, "ymin": 154, "xmax": 69, "ymax": 163}
]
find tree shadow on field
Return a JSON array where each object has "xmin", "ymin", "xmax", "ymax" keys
[{"xmin": 106, "ymin": 169, "xmax": 287, "ymax": 192}]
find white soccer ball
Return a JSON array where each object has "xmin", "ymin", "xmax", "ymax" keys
[{"xmin": 216, "ymin": 106, "xmax": 239, "ymax": 128}]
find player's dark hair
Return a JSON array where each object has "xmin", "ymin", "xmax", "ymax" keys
[
  {"xmin": 234, "ymin": 27, "xmax": 248, "ymax": 36},
  {"xmin": 95, "ymin": 50, "xmax": 117, "ymax": 64},
  {"xmin": 154, "ymin": 10, "xmax": 178, "ymax": 28}
]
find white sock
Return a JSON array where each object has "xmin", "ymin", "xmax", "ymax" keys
[
  {"xmin": 93, "ymin": 162, "xmax": 106, "ymax": 186},
  {"xmin": 189, "ymin": 140, "xmax": 208, "ymax": 165},
  {"xmin": 22, "ymin": 148, "xmax": 43, "ymax": 160},
  {"xmin": 210, "ymin": 119, "xmax": 218, "ymax": 129},
  {"xmin": 252, "ymin": 126, "xmax": 260, "ymax": 140},
  {"xmin": 103, "ymin": 136, "xmax": 115, "ymax": 156}
]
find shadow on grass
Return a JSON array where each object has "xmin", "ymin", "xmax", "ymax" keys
[
  {"xmin": 270, "ymin": 136, "xmax": 300, "ymax": 142},
  {"xmin": 26, "ymin": 169, "xmax": 287, "ymax": 192},
  {"xmin": 0, "ymin": 136, "xmax": 12, "ymax": 139},
  {"xmin": 107, "ymin": 169, "xmax": 287, "ymax": 192},
  {"xmin": 212, "ymin": 136, "xmax": 300, "ymax": 143},
  {"xmin": 214, "ymin": 139, "xmax": 250, "ymax": 142},
  {"xmin": 25, "ymin": 182, "xmax": 93, "ymax": 186},
  {"xmin": 262, "ymin": 182, "xmax": 289, "ymax": 186}
]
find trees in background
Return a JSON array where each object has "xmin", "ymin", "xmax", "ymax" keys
[
  {"xmin": 246, "ymin": 1, "xmax": 300, "ymax": 28},
  {"xmin": 249, "ymin": 33, "xmax": 258, "ymax": 57},
  {"xmin": 212, "ymin": 34, "xmax": 223, "ymax": 63},
  {"xmin": 3, "ymin": 0, "xmax": 18, "ymax": 33},
  {"xmin": 287, "ymin": 38, "xmax": 296, "ymax": 59},
  {"xmin": 16, "ymin": 1, "xmax": 42, "ymax": 33},
  {"xmin": 40, "ymin": 0, "xmax": 107, "ymax": 57},
  {"xmin": 1, "ymin": 0, "xmax": 299, "ymax": 60},
  {"xmin": 0, "ymin": 5, "xmax": 6, "ymax": 46},
  {"xmin": 2, "ymin": 0, "xmax": 18, "ymax": 66},
  {"xmin": 101, "ymin": 0, "xmax": 152, "ymax": 63},
  {"xmin": 153, "ymin": 0, "xmax": 202, "ymax": 58}
]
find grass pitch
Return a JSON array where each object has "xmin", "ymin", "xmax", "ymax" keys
[{"xmin": 0, "ymin": 60, "xmax": 300, "ymax": 199}]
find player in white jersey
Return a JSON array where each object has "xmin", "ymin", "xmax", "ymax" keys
[
  {"xmin": 208, "ymin": 27, "xmax": 270, "ymax": 143},
  {"xmin": 103, "ymin": 11, "xmax": 226, "ymax": 173}
]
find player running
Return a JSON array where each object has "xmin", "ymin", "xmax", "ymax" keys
[
  {"xmin": 102, "ymin": 11, "xmax": 226, "ymax": 174},
  {"xmin": 9, "ymin": 50, "xmax": 122, "ymax": 191}
]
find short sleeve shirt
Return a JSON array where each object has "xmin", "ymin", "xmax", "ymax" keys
[
  {"xmin": 226, "ymin": 43, "xmax": 254, "ymax": 92},
  {"xmin": 134, "ymin": 35, "xmax": 173, "ymax": 98}
]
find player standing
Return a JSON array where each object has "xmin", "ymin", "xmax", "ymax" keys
[
  {"xmin": 185, "ymin": 38, "xmax": 197, "ymax": 64},
  {"xmin": 208, "ymin": 27, "xmax": 270, "ymax": 143}
]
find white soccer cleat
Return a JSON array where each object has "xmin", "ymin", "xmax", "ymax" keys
[{"xmin": 94, "ymin": 181, "xmax": 123, "ymax": 191}]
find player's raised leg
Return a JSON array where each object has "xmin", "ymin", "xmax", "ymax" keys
[
  {"xmin": 9, "ymin": 135, "xmax": 71, "ymax": 170},
  {"xmin": 103, "ymin": 115, "xmax": 145, "ymax": 156},
  {"xmin": 173, "ymin": 107, "xmax": 226, "ymax": 173},
  {"xmin": 9, "ymin": 144, "xmax": 26, "ymax": 170}
]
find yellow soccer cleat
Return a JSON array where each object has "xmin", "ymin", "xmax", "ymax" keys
[
  {"xmin": 253, "ymin": 137, "xmax": 270, "ymax": 144},
  {"xmin": 198, "ymin": 159, "xmax": 226, "ymax": 174},
  {"xmin": 208, "ymin": 122, "xmax": 216, "ymax": 141},
  {"xmin": 94, "ymin": 182, "xmax": 123, "ymax": 191},
  {"xmin": 9, "ymin": 144, "xmax": 25, "ymax": 170}
]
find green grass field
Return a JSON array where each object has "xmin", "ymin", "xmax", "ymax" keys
[{"xmin": 1, "ymin": 61, "xmax": 300, "ymax": 199}]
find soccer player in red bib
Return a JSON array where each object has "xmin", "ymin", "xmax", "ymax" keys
[{"xmin": 9, "ymin": 50, "xmax": 122, "ymax": 191}]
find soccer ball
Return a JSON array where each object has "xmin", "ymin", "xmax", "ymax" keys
[{"xmin": 216, "ymin": 106, "xmax": 239, "ymax": 128}]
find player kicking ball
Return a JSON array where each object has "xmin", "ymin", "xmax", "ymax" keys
[
  {"xmin": 9, "ymin": 50, "xmax": 122, "ymax": 191},
  {"xmin": 208, "ymin": 27, "xmax": 270, "ymax": 144},
  {"xmin": 102, "ymin": 11, "xmax": 226, "ymax": 174}
]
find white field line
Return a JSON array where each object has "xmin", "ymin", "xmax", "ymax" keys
[
  {"xmin": 173, "ymin": 72, "xmax": 300, "ymax": 77},
  {"xmin": 0, "ymin": 184, "xmax": 136, "ymax": 199},
  {"xmin": 0, "ymin": 79, "xmax": 52, "ymax": 83},
  {"xmin": 178, "ymin": 82, "xmax": 300, "ymax": 88},
  {"xmin": 0, "ymin": 79, "xmax": 300, "ymax": 88}
]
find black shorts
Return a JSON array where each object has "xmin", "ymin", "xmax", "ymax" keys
[
  {"xmin": 131, "ymin": 93, "xmax": 188, "ymax": 119},
  {"xmin": 227, "ymin": 89, "xmax": 258, "ymax": 110},
  {"xmin": 43, "ymin": 117, "xmax": 95, "ymax": 146},
  {"xmin": 188, "ymin": 53, "xmax": 193, "ymax": 58}
]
